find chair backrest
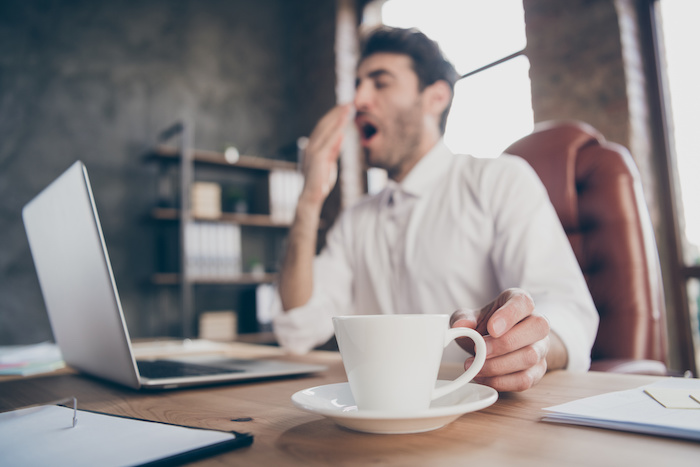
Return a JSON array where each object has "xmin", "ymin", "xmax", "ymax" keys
[{"xmin": 504, "ymin": 121, "xmax": 667, "ymax": 363}]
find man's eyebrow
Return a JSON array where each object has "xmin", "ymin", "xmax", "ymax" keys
[
  {"xmin": 367, "ymin": 69, "xmax": 394, "ymax": 79},
  {"xmin": 355, "ymin": 68, "xmax": 395, "ymax": 87}
]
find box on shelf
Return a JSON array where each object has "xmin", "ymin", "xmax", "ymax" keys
[
  {"xmin": 191, "ymin": 181, "xmax": 222, "ymax": 219},
  {"xmin": 198, "ymin": 310, "xmax": 238, "ymax": 341}
]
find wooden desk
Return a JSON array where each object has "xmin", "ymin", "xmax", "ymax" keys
[{"xmin": 1, "ymin": 343, "xmax": 698, "ymax": 466}]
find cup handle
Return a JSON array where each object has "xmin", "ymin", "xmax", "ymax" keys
[{"xmin": 431, "ymin": 327, "xmax": 487, "ymax": 400}]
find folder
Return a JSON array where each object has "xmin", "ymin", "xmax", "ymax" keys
[{"xmin": 0, "ymin": 404, "xmax": 253, "ymax": 466}]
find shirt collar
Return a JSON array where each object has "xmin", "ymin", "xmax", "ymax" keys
[
  {"xmin": 380, "ymin": 139, "xmax": 454, "ymax": 207},
  {"xmin": 398, "ymin": 139, "xmax": 454, "ymax": 198}
]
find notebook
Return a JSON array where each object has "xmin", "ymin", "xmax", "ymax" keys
[{"xmin": 22, "ymin": 160, "xmax": 325, "ymax": 389}]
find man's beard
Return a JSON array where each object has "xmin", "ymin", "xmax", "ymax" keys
[{"xmin": 364, "ymin": 99, "xmax": 424, "ymax": 179}]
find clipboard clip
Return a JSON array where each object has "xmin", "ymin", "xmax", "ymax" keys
[{"xmin": 12, "ymin": 396, "xmax": 78, "ymax": 428}]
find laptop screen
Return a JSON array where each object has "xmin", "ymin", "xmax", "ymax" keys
[
  {"xmin": 23, "ymin": 161, "xmax": 142, "ymax": 388},
  {"xmin": 22, "ymin": 161, "xmax": 326, "ymax": 390}
]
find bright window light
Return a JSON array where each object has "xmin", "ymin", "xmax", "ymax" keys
[
  {"xmin": 381, "ymin": 0, "xmax": 526, "ymax": 73},
  {"xmin": 380, "ymin": 0, "xmax": 533, "ymax": 158},
  {"xmin": 659, "ymin": 0, "xmax": 700, "ymax": 262},
  {"xmin": 445, "ymin": 55, "xmax": 533, "ymax": 157}
]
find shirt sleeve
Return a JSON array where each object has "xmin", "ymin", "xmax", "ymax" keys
[
  {"xmin": 486, "ymin": 155, "xmax": 599, "ymax": 371},
  {"xmin": 272, "ymin": 211, "xmax": 355, "ymax": 354}
]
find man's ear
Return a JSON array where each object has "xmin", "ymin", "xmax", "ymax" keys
[{"xmin": 423, "ymin": 80, "xmax": 452, "ymax": 117}]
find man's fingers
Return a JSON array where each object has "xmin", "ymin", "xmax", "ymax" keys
[
  {"xmin": 472, "ymin": 359, "xmax": 547, "ymax": 392},
  {"xmin": 487, "ymin": 289, "xmax": 535, "ymax": 337},
  {"xmin": 450, "ymin": 308, "xmax": 478, "ymax": 328},
  {"xmin": 451, "ymin": 289, "xmax": 538, "ymax": 356},
  {"xmin": 466, "ymin": 335, "xmax": 549, "ymax": 376},
  {"xmin": 307, "ymin": 104, "xmax": 352, "ymax": 160},
  {"xmin": 485, "ymin": 315, "xmax": 549, "ymax": 358},
  {"xmin": 450, "ymin": 309, "xmax": 480, "ymax": 353},
  {"xmin": 309, "ymin": 104, "xmax": 350, "ymax": 141},
  {"xmin": 454, "ymin": 289, "xmax": 549, "ymax": 392},
  {"xmin": 300, "ymin": 105, "xmax": 353, "ymax": 203}
]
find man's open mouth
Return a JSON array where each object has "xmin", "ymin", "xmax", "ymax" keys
[{"xmin": 360, "ymin": 122, "xmax": 378, "ymax": 141}]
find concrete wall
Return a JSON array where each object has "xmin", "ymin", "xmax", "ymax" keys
[
  {"xmin": 0, "ymin": 0, "xmax": 337, "ymax": 344},
  {"xmin": 526, "ymin": 0, "xmax": 630, "ymax": 142},
  {"xmin": 524, "ymin": 0, "xmax": 661, "ymax": 231}
]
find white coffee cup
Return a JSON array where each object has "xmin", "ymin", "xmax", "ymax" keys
[{"xmin": 332, "ymin": 314, "xmax": 486, "ymax": 413}]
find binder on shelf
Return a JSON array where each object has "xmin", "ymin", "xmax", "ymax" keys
[
  {"xmin": 256, "ymin": 283, "xmax": 280, "ymax": 333},
  {"xmin": 269, "ymin": 169, "xmax": 303, "ymax": 224},
  {"xmin": 185, "ymin": 222, "xmax": 242, "ymax": 280}
]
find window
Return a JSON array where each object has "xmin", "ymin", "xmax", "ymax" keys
[
  {"xmin": 656, "ymin": 0, "xmax": 700, "ymax": 371},
  {"xmin": 658, "ymin": 0, "xmax": 700, "ymax": 264},
  {"xmin": 366, "ymin": 0, "xmax": 533, "ymax": 158}
]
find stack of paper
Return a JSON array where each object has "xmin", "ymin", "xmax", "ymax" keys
[
  {"xmin": 0, "ymin": 342, "xmax": 64, "ymax": 376},
  {"xmin": 542, "ymin": 378, "xmax": 700, "ymax": 441}
]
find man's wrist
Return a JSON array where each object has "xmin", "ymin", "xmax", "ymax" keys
[
  {"xmin": 546, "ymin": 331, "xmax": 568, "ymax": 371},
  {"xmin": 278, "ymin": 198, "xmax": 321, "ymax": 311},
  {"xmin": 296, "ymin": 192, "xmax": 324, "ymax": 221}
]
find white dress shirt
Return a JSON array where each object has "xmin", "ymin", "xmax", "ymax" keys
[{"xmin": 273, "ymin": 140, "xmax": 599, "ymax": 371}]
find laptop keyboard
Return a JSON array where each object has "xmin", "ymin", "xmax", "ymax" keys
[{"xmin": 137, "ymin": 360, "xmax": 243, "ymax": 379}]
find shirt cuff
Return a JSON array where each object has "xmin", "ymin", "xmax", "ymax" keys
[
  {"xmin": 272, "ymin": 303, "xmax": 335, "ymax": 355},
  {"xmin": 537, "ymin": 304, "xmax": 596, "ymax": 372}
]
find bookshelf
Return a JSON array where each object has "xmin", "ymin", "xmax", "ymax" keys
[
  {"xmin": 146, "ymin": 144, "xmax": 298, "ymax": 171},
  {"xmin": 151, "ymin": 272, "xmax": 278, "ymax": 286},
  {"xmin": 150, "ymin": 207, "xmax": 292, "ymax": 228},
  {"xmin": 146, "ymin": 120, "xmax": 302, "ymax": 339}
]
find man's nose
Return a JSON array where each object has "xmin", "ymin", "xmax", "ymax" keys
[{"xmin": 353, "ymin": 81, "xmax": 373, "ymax": 110}]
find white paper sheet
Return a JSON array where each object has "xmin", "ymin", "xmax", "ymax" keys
[
  {"xmin": 542, "ymin": 378, "xmax": 700, "ymax": 441},
  {"xmin": 0, "ymin": 405, "xmax": 241, "ymax": 466}
]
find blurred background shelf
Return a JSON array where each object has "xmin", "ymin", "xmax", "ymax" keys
[
  {"xmin": 146, "ymin": 145, "xmax": 298, "ymax": 171},
  {"xmin": 146, "ymin": 120, "xmax": 302, "ymax": 340},
  {"xmin": 150, "ymin": 208, "xmax": 292, "ymax": 228},
  {"xmin": 151, "ymin": 272, "xmax": 277, "ymax": 286}
]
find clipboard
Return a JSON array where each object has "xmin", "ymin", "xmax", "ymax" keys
[{"xmin": 0, "ymin": 404, "xmax": 253, "ymax": 466}]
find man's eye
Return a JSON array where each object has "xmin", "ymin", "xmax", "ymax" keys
[{"xmin": 374, "ymin": 80, "xmax": 389, "ymax": 89}]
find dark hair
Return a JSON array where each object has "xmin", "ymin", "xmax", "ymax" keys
[{"xmin": 359, "ymin": 26, "xmax": 459, "ymax": 134}]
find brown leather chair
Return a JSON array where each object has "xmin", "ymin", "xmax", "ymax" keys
[{"xmin": 504, "ymin": 121, "xmax": 668, "ymax": 375}]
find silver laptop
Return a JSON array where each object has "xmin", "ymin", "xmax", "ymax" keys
[{"xmin": 22, "ymin": 161, "xmax": 324, "ymax": 389}]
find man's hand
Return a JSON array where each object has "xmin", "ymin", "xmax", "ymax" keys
[
  {"xmin": 299, "ymin": 104, "xmax": 352, "ymax": 207},
  {"xmin": 279, "ymin": 104, "xmax": 351, "ymax": 312},
  {"xmin": 450, "ymin": 288, "xmax": 566, "ymax": 392}
]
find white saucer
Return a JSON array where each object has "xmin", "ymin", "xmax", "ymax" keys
[{"xmin": 291, "ymin": 380, "xmax": 498, "ymax": 434}]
